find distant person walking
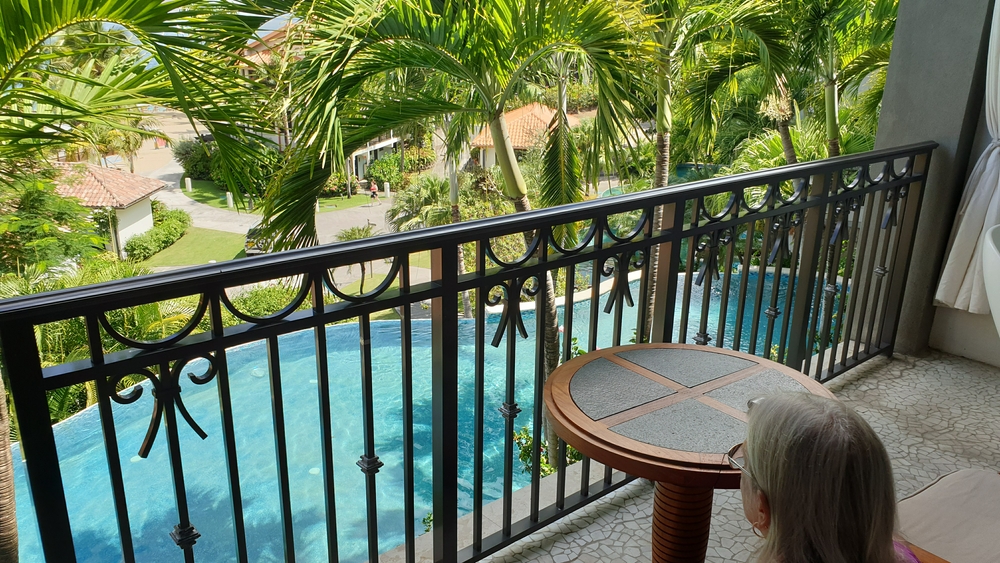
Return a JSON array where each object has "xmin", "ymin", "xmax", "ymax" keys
[{"xmin": 369, "ymin": 181, "xmax": 381, "ymax": 205}]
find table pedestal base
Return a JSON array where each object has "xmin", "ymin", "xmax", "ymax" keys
[{"xmin": 652, "ymin": 482, "xmax": 714, "ymax": 563}]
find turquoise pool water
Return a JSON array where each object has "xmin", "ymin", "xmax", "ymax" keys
[{"xmin": 12, "ymin": 271, "xmax": 808, "ymax": 562}]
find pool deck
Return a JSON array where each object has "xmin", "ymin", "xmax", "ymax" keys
[{"xmin": 476, "ymin": 350, "xmax": 1000, "ymax": 563}]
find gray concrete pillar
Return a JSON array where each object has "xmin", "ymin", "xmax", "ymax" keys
[{"xmin": 874, "ymin": 0, "xmax": 995, "ymax": 355}]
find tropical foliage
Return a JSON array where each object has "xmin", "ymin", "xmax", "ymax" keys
[{"xmin": 0, "ymin": 175, "xmax": 103, "ymax": 273}]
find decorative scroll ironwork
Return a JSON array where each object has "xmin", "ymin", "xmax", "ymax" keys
[
  {"xmin": 881, "ymin": 185, "xmax": 910, "ymax": 229},
  {"xmin": 698, "ymin": 192, "xmax": 738, "ymax": 223},
  {"xmin": 768, "ymin": 212, "xmax": 803, "ymax": 265},
  {"xmin": 324, "ymin": 258, "xmax": 402, "ymax": 303},
  {"xmin": 830, "ymin": 196, "xmax": 864, "ymax": 244},
  {"xmin": 220, "ymin": 274, "xmax": 313, "ymax": 323},
  {"xmin": 549, "ymin": 220, "xmax": 598, "ymax": 256},
  {"xmin": 694, "ymin": 228, "xmax": 735, "ymax": 287},
  {"xmin": 603, "ymin": 252, "xmax": 646, "ymax": 314},
  {"xmin": 485, "ymin": 231, "xmax": 543, "ymax": 268},
  {"xmin": 604, "ymin": 209, "xmax": 650, "ymax": 244},
  {"xmin": 488, "ymin": 277, "xmax": 541, "ymax": 347},
  {"xmin": 110, "ymin": 354, "xmax": 218, "ymax": 458},
  {"xmin": 98, "ymin": 294, "xmax": 209, "ymax": 350}
]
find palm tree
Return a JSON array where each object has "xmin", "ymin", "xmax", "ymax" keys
[
  {"xmin": 778, "ymin": 0, "xmax": 896, "ymax": 157},
  {"xmin": 639, "ymin": 0, "xmax": 790, "ymax": 340},
  {"xmin": 268, "ymin": 0, "xmax": 647, "ymax": 242},
  {"xmin": 0, "ymin": 1, "xmax": 291, "ymax": 558}
]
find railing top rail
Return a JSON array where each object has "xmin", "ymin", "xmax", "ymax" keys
[{"xmin": 0, "ymin": 142, "xmax": 936, "ymax": 324}]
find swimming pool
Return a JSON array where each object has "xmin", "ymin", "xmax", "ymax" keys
[{"xmin": 12, "ymin": 270, "xmax": 816, "ymax": 561}]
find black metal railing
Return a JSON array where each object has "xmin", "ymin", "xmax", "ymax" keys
[{"xmin": 0, "ymin": 142, "xmax": 935, "ymax": 563}]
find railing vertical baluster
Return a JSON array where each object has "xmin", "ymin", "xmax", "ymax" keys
[
  {"xmin": 556, "ymin": 438, "xmax": 568, "ymax": 510},
  {"xmin": 777, "ymin": 215, "xmax": 804, "ymax": 363},
  {"xmin": 562, "ymin": 263, "xmax": 576, "ymax": 362},
  {"xmin": 715, "ymin": 232, "xmax": 736, "ymax": 348},
  {"xmin": 501, "ymin": 275, "xmax": 518, "ymax": 537},
  {"xmin": 651, "ymin": 202, "xmax": 683, "ymax": 343},
  {"xmin": 635, "ymin": 208, "xmax": 655, "ymax": 343},
  {"xmin": 846, "ymin": 189, "xmax": 879, "ymax": 362},
  {"xmin": 733, "ymin": 221, "xmax": 756, "ymax": 352},
  {"xmin": 431, "ymin": 244, "xmax": 459, "ymax": 563},
  {"xmin": 473, "ymin": 241, "xmax": 486, "ymax": 553},
  {"xmin": 815, "ymin": 203, "xmax": 845, "ymax": 379},
  {"xmin": 678, "ymin": 200, "xmax": 698, "ymax": 343},
  {"xmin": 879, "ymin": 154, "xmax": 932, "ymax": 351},
  {"xmin": 803, "ymin": 200, "xmax": 838, "ymax": 377},
  {"xmin": 588, "ymin": 223, "xmax": 603, "ymax": 353},
  {"xmin": 855, "ymin": 177, "xmax": 891, "ymax": 356},
  {"xmin": 696, "ymin": 244, "xmax": 714, "ymax": 346},
  {"xmin": 748, "ymin": 206, "xmax": 775, "ymax": 356},
  {"xmin": 309, "ymin": 276, "xmax": 339, "ymax": 563},
  {"xmin": 557, "ymin": 263, "xmax": 575, "ymax": 510},
  {"xmin": 864, "ymin": 189, "xmax": 898, "ymax": 355},
  {"xmin": 265, "ymin": 339, "xmax": 295, "ymax": 562},
  {"xmin": 530, "ymin": 230, "xmax": 550, "ymax": 523},
  {"xmin": 787, "ymin": 173, "xmax": 830, "ymax": 370},
  {"xmin": 209, "ymin": 295, "xmax": 249, "ymax": 563},
  {"xmin": 762, "ymin": 232, "xmax": 785, "ymax": 357},
  {"xmin": 834, "ymin": 201, "xmax": 864, "ymax": 372},
  {"xmin": 398, "ymin": 256, "xmax": 416, "ymax": 563},
  {"xmin": 358, "ymin": 314, "xmax": 383, "ymax": 563},
  {"xmin": 0, "ymin": 322, "xmax": 76, "ymax": 562},
  {"xmin": 87, "ymin": 314, "xmax": 135, "ymax": 563}
]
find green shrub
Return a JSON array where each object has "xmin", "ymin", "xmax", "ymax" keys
[
  {"xmin": 365, "ymin": 152, "xmax": 405, "ymax": 191},
  {"xmin": 172, "ymin": 139, "xmax": 214, "ymax": 180},
  {"xmin": 513, "ymin": 426, "xmax": 583, "ymax": 476},
  {"xmin": 320, "ymin": 170, "xmax": 354, "ymax": 197},
  {"xmin": 123, "ymin": 209, "xmax": 191, "ymax": 261}
]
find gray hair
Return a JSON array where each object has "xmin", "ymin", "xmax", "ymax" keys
[{"xmin": 745, "ymin": 393, "xmax": 898, "ymax": 563}]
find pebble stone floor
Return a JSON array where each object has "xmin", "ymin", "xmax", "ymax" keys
[{"xmin": 484, "ymin": 351, "xmax": 1000, "ymax": 563}]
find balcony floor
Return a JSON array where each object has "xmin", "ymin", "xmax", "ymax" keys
[{"xmin": 486, "ymin": 351, "xmax": 1000, "ymax": 563}]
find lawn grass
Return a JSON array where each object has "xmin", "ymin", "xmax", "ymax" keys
[
  {"xmin": 182, "ymin": 177, "xmax": 375, "ymax": 214},
  {"xmin": 142, "ymin": 227, "xmax": 247, "ymax": 267}
]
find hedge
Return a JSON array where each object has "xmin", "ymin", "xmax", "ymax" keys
[{"xmin": 124, "ymin": 209, "xmax": 192, "ymax": 261}]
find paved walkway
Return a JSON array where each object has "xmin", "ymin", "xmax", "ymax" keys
[{"xmin": 142, "ymin": 159, "xmax": 394, "ymax": 242}]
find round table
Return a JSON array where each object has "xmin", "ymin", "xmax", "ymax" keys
[{"xmin": 543, "ymin": 343, "xmax": 833, "ymax": 563}]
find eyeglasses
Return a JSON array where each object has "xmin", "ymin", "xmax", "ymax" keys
[{"xmin": 726, "ymin": 442, "xmax": 751, "ymax": 479}]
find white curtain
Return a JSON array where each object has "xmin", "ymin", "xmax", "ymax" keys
[{"xmin": 934, "ymin": 3, "xmax": 1000, "ymax": 315}]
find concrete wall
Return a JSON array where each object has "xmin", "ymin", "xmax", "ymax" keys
[
  {"xmin": 874, "ymin": 0, "xmax": 995, "ymax": 356},
  {"xmin": 117, "ymin": 199, "xmax": 154, "ymax": 245}
]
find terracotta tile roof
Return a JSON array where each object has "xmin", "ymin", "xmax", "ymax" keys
[
  {"xmin": 471, "ymin": 103, "xmax": 581, "ymax": 150},
  {"xmin": 53, "ymin": 163, "xmax": 166, "ymax": 209}
]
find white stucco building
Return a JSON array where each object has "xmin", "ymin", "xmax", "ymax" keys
[{"xmin": 53, "ymin": 163, "xmax": 166, "ymax": 258}]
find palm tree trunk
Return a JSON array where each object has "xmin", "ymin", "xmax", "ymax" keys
[
  {"xmin": 489, "ymin": 114, "xmax": 528, "ymax": 201},
  {"xmin": 450, "ymin": 160, "xmax": 473, "ymax": 319},
  {"xmin": 644, "ymin": 47, "xmax": 672, "ymax": 343},
  {"xmin": 777, "ymin": 119, "xmax": 798, "ymax": 165},
  {"xmin": 494, "ymin": 116, "xmax": 560, "ymax": 464},
  {"xmin": 0, "ymin": 375, "xmax": 18, "ymax": 563},
  {"xmin": 825, "ymin": 79, "xmax": 840, "ymax": 157}
]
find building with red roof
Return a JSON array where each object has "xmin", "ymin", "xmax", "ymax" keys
[{"xmin": 53, "ymin": 163, "xmax": 166, "ymax": 258}]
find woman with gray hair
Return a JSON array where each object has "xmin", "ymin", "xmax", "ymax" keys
[{"xmin": 726, "ymin": 393, "xmax": 920, "ymax": 563}]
